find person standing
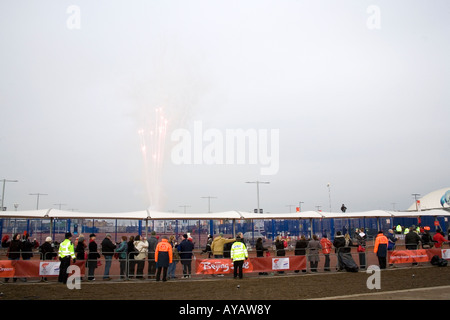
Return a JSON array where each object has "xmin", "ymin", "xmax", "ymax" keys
[
  {"xmin": 4, "ymin": 233, "xmax": 22, "ymax": 283},
  {"xmin": 178, "ymin": 234, "xmax": 195, "ymax": 278},
  {"xmin": 275, "ymin": 236, "xmax": 286, "ymax": 274},
  {"xmin": 433, "ymin": 229, "xmax": 448, "ymax": 248},
  {"xmin": 155, "ymin": 236, "xmax": 173, "ymax": 282},
  {"xmin": 134, "ymin": 235, "xmax": 148, "ymax": 279},
  {"xmin": 101, "ymin": 233, "xmax": 116, "ymax": 281},
  {"xmin": 168, "ymin": 235, "xmax": 179, "ymax": 279},
  {"xmin": 127, "ymin": 235, "xmax": 137, "ymax": 279},
  {"xmin": 294, "ymin": 235, "xmax": 308, "ymax": 273},
  {"xmin": 115, "ymin": 236, "xmax": 128, "ymax": 280},
  {"xmin": 87, "ymin": 233, "xmax": 100, "ymax": 281},
  {"xmin": 58, "ymin": 232, "xmax": 76, "ymax": 285},
  {"xmin": 75, "ymin": 234, "xmax": 86, "ymax": 261},
  {"xmin": 320, "ymin": 234, "xmax": 333, "ymax": 272},
  {"xmin": 230, "ymin": 236, "xmax": 248, "ymax": 279},
  {"xmin": 307, "ymin": 235, "xmax": 321, "ymax": 272},
  {"xmin": 211, "ymin": 233, "xmax": 235, "ymax": 258},
  {"xmin": 374, "ymin": 231, "xmax": 389, "ymax": 269},
  {"xmin": 355, "ymin": 228, "xmax": 367, "ymax": 270},
  {"xmin": 39, "ymin": 236, "xmax": 57, "ymax": 282},
  {"xmin": 147, "ymin": 231, "xmax": 158, "ymax": 279}
]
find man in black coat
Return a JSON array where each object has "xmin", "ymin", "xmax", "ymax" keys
[
  {"xmin": 101, "ymin": 233, "xmax": 116, "ymax": 280},
  {"xmin": 405, "ymin": 227, "xmax": 421, "ymax": 250}
]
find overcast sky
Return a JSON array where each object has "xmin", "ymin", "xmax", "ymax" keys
[{"xmin": 0, "ymin": 0, "xmax": 449, "ymax": 214}]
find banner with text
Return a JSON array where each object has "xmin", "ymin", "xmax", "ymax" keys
[{"xmin": 195, "ymin": 256, "xmax": 306, "ymax": 275}]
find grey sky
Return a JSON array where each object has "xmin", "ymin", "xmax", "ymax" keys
[{"xmin": 0, "ymin": 1, "xmax": 449, "ymax": 214}]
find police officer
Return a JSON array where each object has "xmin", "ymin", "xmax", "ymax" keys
[
  {"xmin": 58, "ymin": 232, "xmax": 76, "ymax": 284},
  {"xmin": 230, "ymin": 236, "xmax": 248, "ymax": 279}
]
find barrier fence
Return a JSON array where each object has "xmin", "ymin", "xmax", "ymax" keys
[{"xmin": 1, "ymin": 245, "xmax": 449, "ymax": 281}]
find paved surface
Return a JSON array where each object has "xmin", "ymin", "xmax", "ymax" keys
[{"xmin": 313, "ymin": 285, "xmax": 450, "ymax": 300}]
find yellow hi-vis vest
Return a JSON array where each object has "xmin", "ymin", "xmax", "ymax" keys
[
  {"xmin": 396, "ymin": 225, "xmax": 402, "ymax": 233},
  {"xmin": 231, "ymin": 241, "xmax": 248, "ymax": 261},
  {"xmin": 58, "ymin": 239, "xmax": 75, "ymax": 259}
]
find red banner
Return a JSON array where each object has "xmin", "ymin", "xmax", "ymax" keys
[
  {"xmin": 0, "ymin": 260, "xmax": 86, "ymax": 278},
  {"xmin": 195, "ymin": 256, "xmax": 307, "ymax": 275},
  {"xmin": 388, "ymin": 250, "xmax": 430, "ymax": 264}
]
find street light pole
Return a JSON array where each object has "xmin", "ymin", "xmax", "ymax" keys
[
  {"xmin": 1, "ymin": 179, "xmax": 18, "ymax": 211},
  {"xmin": 29, "ymin": 193, "xmax": 48, "ymax": 210},
  {"xmin": 246, "ymin": 181, "xmax": 270, "ymax": 213},
  {"xmin": 201, "ymin": 196, "xmax": 217, "ymax": 213}
]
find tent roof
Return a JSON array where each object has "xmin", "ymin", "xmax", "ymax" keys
[{"xmin": 1, "ymin": 208, "xmax": 449, "ymax": 220}]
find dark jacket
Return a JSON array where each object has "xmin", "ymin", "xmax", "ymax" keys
[
  {"xmin": 294, "ymin": 239, "xmax": 308, "ymax": 256},
  {"xmin": 101, "ymin": 237, "xmax": 116, "ymax": 257},
  {"xmin": 75, "ymin": 241, "xmax": 86, "ymax": 260},
  {"xmin": 255, "ymin": 240, "xmax": 268, "ymax": 257},
  {"xmin": 21, "ymin": 238, "xmax": 34, "ymax": 260},
  {"xmin": 275, "ymin": 240, "xmax": 285, "ymax": 256},
  {"xmin": 8, "ymin": 239, "xmax": 22, "ymax": 260},
  {"xmin": 40, "ymin": 242, "xmax": 57, "ymax": 260},
  {"xmin": 405, "ymin": 231, "xmax": 421, "ymax": 250},
  {"xmin": 127, "ymin": 240, "xmax": 138, "ymax": 260},
  {"xmin": 178, "ymin": 239, "xmax": 194, "ymax": 264},
  {"xmin": 147, "ymin": 236, "xmax": 158, "ymax": 260},
  {"xmin": 333, "ymin": 235, "xmax": 346, "ymax": 253},
  {"xmin": 88, "ymin": 240, "xmax": 101, "ymax": 260}
]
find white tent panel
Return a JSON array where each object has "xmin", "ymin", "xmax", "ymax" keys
[
  {"xmin": 319, "ymin": 210, "xmax": 393, "ymax": 219},
  {"xmin": 0, "ymin": 209, "xmax": 50, "ymax": 219},
  {"xmin": 46, "ymin": 209, "xmax": 150, "ymax": 220},
  {"xmin": 388, "ymin": 209, "xmax": 450, "ymax": 217},
  {"xmin": 148, "ymin": 210, "xmax": 242, "ymax": 220},
  {"xmin": 238, "ymin": 211, "xmax": 324, "ymax": 220}
]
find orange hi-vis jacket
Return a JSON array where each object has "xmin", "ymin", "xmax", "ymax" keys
[
  {"xmin": 374, "ymin": 233, "xmax": 389, "ymax": 254},
  {"xmin": 155, "ymin": 239, "xmax": 173, "ymax": 264}
]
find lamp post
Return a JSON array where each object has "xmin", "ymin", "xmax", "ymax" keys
[
  {"xmin": 29, "ymin": 193, "xmax": 48, "ymax": 210},
  {"xmin": 1, "ymin": 179, "xmax": 18, "ymax": 211},
  {"xmin": 327, "ymin": 183, "xmax": 331, "ymax": 213},
  {"xmin": 246, "ymin": 181, "xmax": 270, "ymax": 214}
]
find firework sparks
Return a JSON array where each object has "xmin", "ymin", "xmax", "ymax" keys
[{"xmin": 138, "ymin": 107, "xmax": 169, "ymax": 210}]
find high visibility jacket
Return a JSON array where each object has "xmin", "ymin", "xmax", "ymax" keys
[
  {"xmin": 396, "ymin": 225, "xmax": 402, "ymax": 233},
  {"xmin": 230, "ymin": 241, "xmax": 248, "ymax": 261},
  {"xmin": 155, "ymin": 239, "xmax": 173, "ymax": 264},
  {"xmin": 404, "ymin": 228, "xmax": 409, "ymax": 235},
  {"xmin": 58, "ymin": 239, "xmax": 75, "ymax": 259},
  {"xmin": 374, "ymin": 233, "xmax": 389, "ymax": 255}
]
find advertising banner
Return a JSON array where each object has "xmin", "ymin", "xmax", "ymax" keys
[
  {"xmin": 388, "ymin": 249, "xmax": 429, "ymax": 264},
  {"xmin": 442, "ymin": 249, "xmax": 450, "ymax": 260},
  {"xmin": 195, "ymin": 256, "xmax": 306, "ymax": 274},
  {"xmin": 0, "ymin": 260, "xmax": 85, "ymax": 278}
]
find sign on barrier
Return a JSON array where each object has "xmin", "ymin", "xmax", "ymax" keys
[
  {"xmin": 389, "ymin": 249, "xmax": 430, "ymax": 264},
  {"xmin": 195, "ymin": 256, "xmax": 306, "ymax": 274},
  {"xmin": 0, "ymin": 260, "xmax": 85, "ymax": 278}
]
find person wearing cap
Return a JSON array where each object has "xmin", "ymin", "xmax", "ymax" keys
[
  {"xmin": 155, "ymin": 236, "xmax": 173, "ymax": 281},
  {"xmin": 230, "ymin": 236, "xmax": 248, "ymax": 279},
  {"xmin": 373, "ymin": 231, "xmax": 389, "ymax": 269},
  {"xmin": 101, "ymin": 233, "xmax": 116, "ymax": 281},
  {"xmin": 58, "ymin": 232, "xmax": 76, "ymax": 284},
  {"xmin": 39, "ymin": 236, "xmax": 57, "ymax": 282}
]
